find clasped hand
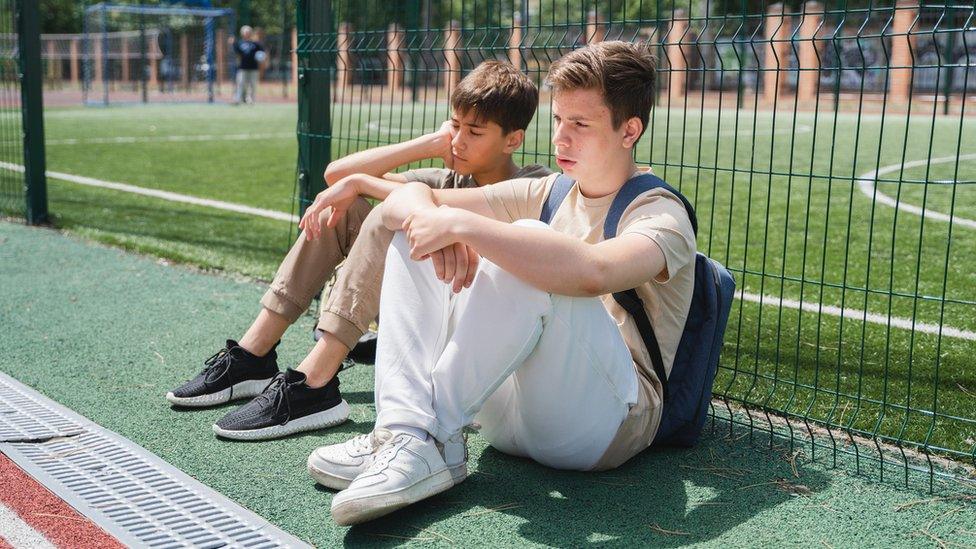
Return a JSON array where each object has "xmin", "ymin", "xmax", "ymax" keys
[{"xmin": 403, "ymin": 206, "xmax": 479, "ymax": 293}]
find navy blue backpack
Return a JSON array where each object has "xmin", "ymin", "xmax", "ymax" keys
[{"xmin": 540, "ymin": 173, "xmax": 736, "ymax": 447}]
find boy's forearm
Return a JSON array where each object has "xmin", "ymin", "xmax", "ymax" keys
[
  {"xmin": 324, "ymin": 135, "xmax": 440, "ymax": 184},
  {"xmin": 354, "ymin": 175, "xmax": 401, "ymax": 201},
  {"xmin": 452, "ymin": 211, "xmax": 603, "ymax": 297},
  {"xmin": 382, "ymin": 183, "xmax": 437, "ymax": 231}
]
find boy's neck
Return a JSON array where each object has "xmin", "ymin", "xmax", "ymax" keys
[
  {"xmin": 471, "ymin": 158, "xmax": 520, "ymax": 187},
  {"xmin": 577, "ymin": 159, "xmax": 639, "ymax": 199}
]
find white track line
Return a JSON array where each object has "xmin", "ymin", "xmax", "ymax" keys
[
  {"xmin": 3, "ymin": 162, "xmax": 971, "ymax": 341},
  {"xmin": 857, "ymin": 153, "xmax": 976, "ymax": 230},
  {"xmin": 0, "ymin": 162, "xmax": 298, "ymax": 223},
  {"xmin": 41, "ymin": 131, "xmax": 294, "ymax": 146},
  {"xmin": 737, "ymin": 290, "xmax": 976, "ymax": 342},
  {"xmin": 0, "ymin": 502, "xmax": 58, "ymax": 549}
]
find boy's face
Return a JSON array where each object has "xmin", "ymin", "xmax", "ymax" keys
[
  {"xmin": 551, "ymin": 88, "xmax": 636, "ymax": 183},
  {"xmin": 449, "ymin": 109, "xmax": 520, "ymax": 177}
]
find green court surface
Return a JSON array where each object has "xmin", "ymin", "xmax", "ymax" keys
[
  {"xmin": 16, "ymin": 102, "xmax": 976, "ymax": 463},
  {"xmin": 2, "ymin": 220, "xmax": 975, "ymax": 547}
]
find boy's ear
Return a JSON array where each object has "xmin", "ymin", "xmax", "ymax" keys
[
  {"xmin": 503, "ymin": 129, "xmax": 525, "ymax": 154},
  {"xmin": 622, "ymin": 117, "xmax": 643, "ymax": 149}
]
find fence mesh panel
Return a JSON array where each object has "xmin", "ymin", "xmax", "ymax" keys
[{"xmin": 297, "ymin": 0, "xmax": 976, "ymax": 486}]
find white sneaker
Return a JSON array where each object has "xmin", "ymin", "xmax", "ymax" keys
[
  {"xmin": 307, "ymin": 429, "xmax": 394, "ymax": 490},
  {"xmin": 308, "ymin": 429, "xmax": 468, "ymax": 491},
  {"xmin": 330, "ymin": 433, "xmax": 455, "ymax": 525}
]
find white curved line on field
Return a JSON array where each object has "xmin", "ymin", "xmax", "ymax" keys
[
  {"xmin": 0, "ymin": 162, "xmax": 298, "ymax": 223},
  {"xmin": 857, "ymin": 153, "xmax": 976, "ymax": 230},
  {"xmin": 737, "ymin": 290, "xmax": 976, "ymax": 342}
]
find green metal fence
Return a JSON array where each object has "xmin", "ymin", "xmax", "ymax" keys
[
  {"xmin": 297, "ymin": 0, "xmax": 976, "ymax": 487},
  {"xmin": 0, "ymin": 0, "xmax": 46, "ymax": 224}
]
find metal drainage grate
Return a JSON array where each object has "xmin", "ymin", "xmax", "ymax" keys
[{"xmin": 0, "ymin": 372, "xmax": 310, "ymax": 548}]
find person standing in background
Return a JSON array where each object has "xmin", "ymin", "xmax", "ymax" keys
[{"xmin": 230, "ymin": 25, "xmax": 265, "ymax": 105}]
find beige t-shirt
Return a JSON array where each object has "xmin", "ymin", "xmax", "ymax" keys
[
  {"xmin": 482, "ymin": 173, "xmax": 697, "ymax": 470},
  {"xmin": 399, "ymin": 164, "xmax": 552, "ymax": 190}
]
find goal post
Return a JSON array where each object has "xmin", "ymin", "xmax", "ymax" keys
[{"xmin": 82, "ymin": 3, "xmax": 235, "ymax": 106}]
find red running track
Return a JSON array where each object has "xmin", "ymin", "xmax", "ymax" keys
[{"xmin": 0, "ymin": 452, "xmax": 122, "ymax": 548}]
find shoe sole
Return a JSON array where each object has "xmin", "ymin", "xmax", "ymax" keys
[
  {"xmin": 211, "ymin": 400, "xmax": 350, "ymax": 441},
  {"xmin": 330, "ymin": 468, "xmax": 455, "ymax": 526},
  {"xmin": 307, "ymin": 457, "xmax": 467, "ymax": 491},
  {"xmin": 165, "ymin": 378, "xmax": 274, "ymax": 408}
]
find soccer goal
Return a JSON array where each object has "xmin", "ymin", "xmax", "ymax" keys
[{"xmin": 83, "ymin": 3, "xmax": 235, "ymax": 105}]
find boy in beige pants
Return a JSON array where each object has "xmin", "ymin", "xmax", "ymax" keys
[{"xmin": 166, "ymin": 61, "xmax": 550, "ymax": 440}]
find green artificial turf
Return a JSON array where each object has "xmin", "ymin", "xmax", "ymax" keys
[
  {"xmin": 8, "ymin": 101, "xmax": 973, "ymax": 459},
  {"xmin": 2, "ymin": 220, "xmax": 975, "ymax": 547}
]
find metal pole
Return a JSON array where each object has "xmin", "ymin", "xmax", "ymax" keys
[
  {"xmin": 281, "ymin": 0, "xmax": 288, "ymax": 98},
  {"xmin": 101, "ymin": 5, "xmax": 109, "ymax": 105},
  {"xmin": 140, "ymin": 6, "xmax": 148, "ymax": 103},
  {"xmin": 17, "ymin": 0, "xmax": 48, "ymax": 225},
  {"xmin": 297, "ymin": 0, "xmax": 331, "ymax": 216}
]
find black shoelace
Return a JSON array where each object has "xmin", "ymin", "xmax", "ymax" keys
[
  {"xmin": 201, "ymin": 348, "xmax": 234, "ymax": 384},
  {"xmin": 253, "ymin": 372, "xmax": 291, "ymax": 425}
]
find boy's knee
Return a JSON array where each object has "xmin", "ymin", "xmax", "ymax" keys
[{"xmin": 512, "ymin": 219, "xmax": 552, "ymax": 230}]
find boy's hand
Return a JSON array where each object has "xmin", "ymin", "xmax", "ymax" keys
[
  {"xmin": 402, "ymin": 206, "xmax": 478, "ymax": 292},
  {"xmin": 427, "ymin": 243, "xmax": 480, "ymax": 293},
  {"xmin": 426, "ymin": 120, "xmax": 455, "ymax": 169},
  {"xmin": 298, "ymin": 175, "xmax": 361, "ymax": 240}
]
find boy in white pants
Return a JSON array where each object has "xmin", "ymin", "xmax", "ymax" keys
[{"xmin": 307, "ymin": 41, "xmax": 697, "ymax": 525}]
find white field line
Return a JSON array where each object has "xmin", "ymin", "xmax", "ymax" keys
[
  {"xmin": 38, "ymin": 131, "xmax": 295, "ymax": 146},
  {"xmin": 0, "ymin": 162, "xmax": 298, "ymax": 223},
  {"xmin": 738, "ymin": 290, "xmax": 976, "ymax": 342},
  {"xmin": 3, "ymin": 162, "xmax": 972, "ymax": 341},
  {"xmin": 857, "ymin": 153, "xmax": 976, "ymax": 230},
  {"xmin": 0, "ymin": 502, "xmax": 58, "ymax": 549}
]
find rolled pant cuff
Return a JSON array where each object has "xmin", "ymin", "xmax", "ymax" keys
[
  {"xmin": 259, "ymin": 288, "xmax": 306, "ymax": 324},
  {"xmin": 376, "ymin": 408, "xmax": 440, "ymax": 440},
  {"xmin": 316, "ymin": 310, "xmax": 365, "ymax": 350}
]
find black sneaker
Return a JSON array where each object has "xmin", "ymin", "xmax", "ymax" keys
[
  {"xmin": 166, "ymin": 340, "xmax": 280, "ymax": 408},
  {"xmin": 211, "ymin": 368, "xmax": 349, "ymax": 441}
]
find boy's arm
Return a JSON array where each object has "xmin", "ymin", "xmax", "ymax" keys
[
  {"xmin": 382, "ymin": 183, "xmax": 667, "ymax": 297},
  {"xmin": 323, "ymin": 122, "xmax": 453, "ymax": 185},
  {"xmin": 402, "ymin": 205, "xmax": 667, "ymax": 297}
]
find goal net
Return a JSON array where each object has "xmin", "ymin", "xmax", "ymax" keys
[{"xmin": 83, "ymin": 3, "xmax": 235, "ymax": 105}]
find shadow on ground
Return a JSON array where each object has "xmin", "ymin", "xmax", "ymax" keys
[{"xmin": 343, "ymin": 421, "xmax": 829, "ymax": 547}]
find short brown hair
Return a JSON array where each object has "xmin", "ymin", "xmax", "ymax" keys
[
  {"xmin": 451, "ymin": 61, "xmax": 539, "ymax": 134},
  {"xmin": 546, "ymin": 41, "xmax": 657, "ymax": 136}
]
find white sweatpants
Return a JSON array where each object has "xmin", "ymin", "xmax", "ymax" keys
[
  {"xmin": 234, "ymin": 69, "xmax": 259, "ymax": 103},
  {"xmin": 374, "ymin": 221, "xmax": 638, "ymax": 471}
]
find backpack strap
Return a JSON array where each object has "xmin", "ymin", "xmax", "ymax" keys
[
  {"xmin": 604, "ymin": 174, "xmax": 698, "ymax": 406},
  {"xmin": 539, "ymin": 174, "xmax": 575, "ymax": 224}
]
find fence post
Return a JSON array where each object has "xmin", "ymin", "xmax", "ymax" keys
[
  {"xmin": 216, "ymin": 28, "xmax": 226, "ymax": 85},
  {"xmin": 889, "ymin": 1, "xmax": 918, "ymax": 103},
  {"xmin": 665, "ymin": 9, "xmax": 689, "ymax": 101},
  {"xmin": 180, "ymin": 33, "xmax": 189, "ymax": 90},
  {"xmin": 337, "ymin": 22, "xmax": 352, "ymax": 88},
  {"xmin": 586, "ymin": 10, "xmax": 603, "ymax": 44},
  {"xmin": 797, "ymin": 1, "xmax": 822, "ymax": 103},
  {"xmin": 17, "ymin": 0, "xmax": 48, "ymax": 225},
  {"xmin": 291, "ymin": 26, "xmax": 298, "ymax": 94},
  {"xmin": 120, "ymin": 37, "xmax": 130, "ymax": 83},
  {"xmin": 444, "ymin": 20, "xmax": 461, "ymax": 95},
  {"xmin": 509, "ymin": 10, "xmax": 522, "ymax": 70},
  {"xmin": 763, "ymin": 2, "xmax": 791, "ymax": 104},
  {"xmin": 296, "ymin": 0, "xmax": 331, "ymax": 216},
  {"xmin": 387, "ymin": 22, "xmax": 404, "ymax": 95},
  {"xmin": 70, "ymin": 38, "xmax": 79, "ymax": 86}
]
